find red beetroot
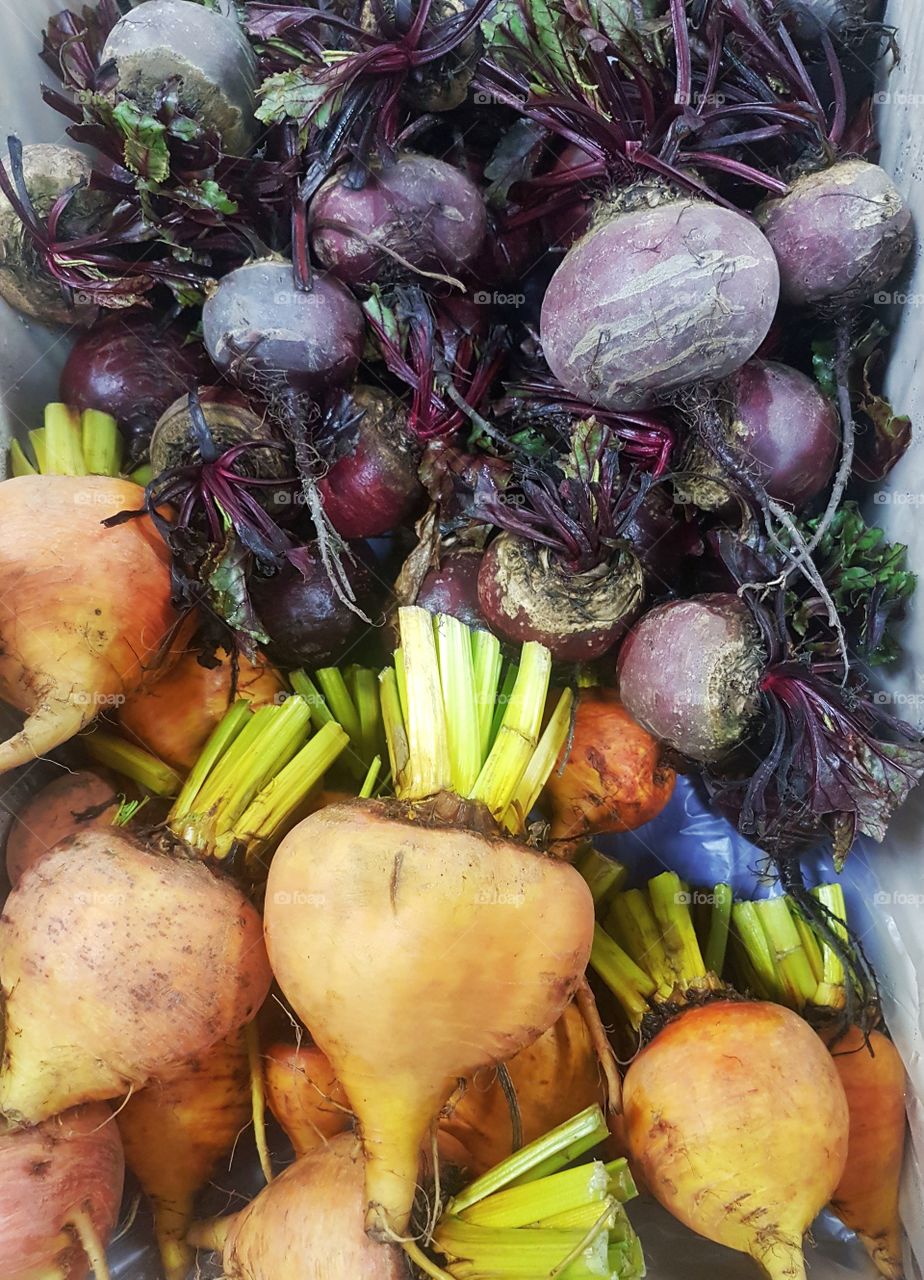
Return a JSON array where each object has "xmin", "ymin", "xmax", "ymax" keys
[
  {"xmin": 756, "ymin": 161, "xmax": 913, "ymax": 308},
  {"xmin": 681, "ymin": 360, "xmax": 840, "ymax": 511},
  {"xmin": 59, "ymin": 313, "xmax": 214, "ymax": 449},
  {"xmin": 416, "ymin": 549, "xmax": 485, "ymax": 629},
  {"xmin": 541, "ymin": 198, "xmax": 780, "ymax": 410},
  {"xmin": 310, "ymin": 153, "xmax": 487, "ymax": 289},
  {"xmin": 618, "ymin": 594, "xmax": 765, "ymax": 762},
  {"xmin": 202, "ymin": 260, "xmax": 364, "ymax": 393},
  {"xmin": 318, "ymin": 387, "xmax": 424, "ymax": 539},
  {"xmin": 478, "ymin": 531, "xmax": 644, "ymax": 662},
  {"xmin": 252, "ymin": 550, "xmax": 380, "ymax": 668}
]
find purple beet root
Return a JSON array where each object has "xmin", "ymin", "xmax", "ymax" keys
[
  {"xmin": 252, "ymin": 551, "xmax": 379, "ymax": 669},
  {"xmin": 202, "ymin": 260, "xmax": 364, "ymax": 393},
  {"xmin": 416, "ymin": 549, "xmax": 485, "ymax": 628},
  {"xmin": 540, "ymin": 198, "xmax": 780, "ymax": 410},
  {"xmin": 680, "ymin": 359, "xmax": 840, "ymax": 511},
  {"xmin": 318, "ymin": 386, "xmax": 424, "ymax": 539},
  {"xmin": 60, "ymin": 312, "xmax": 214, "ymax": 449},
  {"xmin": 477, "ymin": 532, "xmax": 645, "ymax": 663},
  {"xmin": 617, "ymin": 594, "xmax": 765, "ymax": 762},
  {"xmin": 755, "ymin": 160, "xmax": 913, "ymax": 308},
  {"xmin": 310, "ymin": 153, "xmax": 487, "ymax": 289}
]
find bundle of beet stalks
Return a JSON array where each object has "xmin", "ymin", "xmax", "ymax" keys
[{"xmin": 0, "ymin": 0, "xmax": 918, "ymax": 1278}]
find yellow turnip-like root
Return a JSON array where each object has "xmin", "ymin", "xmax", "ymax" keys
[
  {"xmin": 438, "ymin": 1001, "xmax": 604, "ymax": 1176},
  {"xmin": 264, "ymin": 1041, "xmax": 353, "ymax": 1157},
  {"xmin": 624, "ymin": 1000, "xmax": 849, "ymax": 1280},
  {"xmin": 264, "ymin": 1001, "xmax": 604, "ymax": 1178},
  {"xmin": 0, "ymin": 830, "xmax": 272, "ymax": 1124},
  {"xmin": 825, "ymin": 1026, "xmax": 907, "ymax": 1280},
  {"xmin": 0, "ymin": 1103, "xmax": 124, "ymax": 1280},
  {"xmin": 264, "ymin": 799, "xmax": 594, "ymax": 1239},
  {"xmin": 117, "ymin": 1030, "xmax": 251, "ymax": 1280},
  {"xmin": 118, "ymin": 646, "xmax": 285, "ymax": 771},
  {"xmin": 4, "ymin": 768, "xmax": 119, "ymax": 886},
  {"xmin": 0, "ymin": 475, "xmax": 178, "ymax": 773},
  {"xmin": 189, "ymin": 1133, "xmax": 408, "ymax": 1280}
]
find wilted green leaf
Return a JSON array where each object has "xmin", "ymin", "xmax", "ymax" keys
[
  {"xmin": 256, "ymin": 68, "xmax": 339, "ymax": 127},
  {"xmin": 112, "ymin": 100, "xmax": 170, "ymax": 183}
]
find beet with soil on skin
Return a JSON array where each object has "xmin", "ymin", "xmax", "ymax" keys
[
  {"xmin": 541, "ymin": 197, "xmax": 780, "ymax": 410},
  {"xmin": 318, "ymin": 386, "xmax": 424, "ymax": 538},
  {"xmin": 679, "ymin": 359, "xmax": 840, "ymax": 511},
  {"xmin": 617, "ymin": 594, "xmax": 765, "ymax": 762},
  {"xmin": 478, "ymin": 531, "xmax": 645, "ymax": 662},
  {"xmin": 310, "ymin": 153, "xmax": 487, "ymax": 289},
  {"xmin": 756, "ymin": 160, "xmax": 913, "ymax": 308},
  {"xmin": 0, "ymin": 144, "xmax": 113, "ymax": 328},
  {"xmin": 202, "ymin": 260, "xmax": 364, "ymax": 394},
  {"xmin": 60, "ymin": 313, "xmax": 214, "ymax": 457},
  {"xmin": 252, "ymin": 550, "xmax": 381, "ymax": 669},
  {"xmin": 101, "ymin": 0, "xmax": 259, "ymax": 154}
]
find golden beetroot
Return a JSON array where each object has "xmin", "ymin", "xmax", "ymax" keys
[
  {"xmin": 119, "ymin": 646, "xmax": 285, "ymax": 771},
  {"xmin": 825, "ymin": 1026, "xmax": 907, "ymax": 1280},
  {"xmin": 117, "ymin": 1030, "xmax": 251, "ymax": 1280},
  {"xmin": 624, "ymin": 1001, "xmax": 848, "ymax": 1280},
  {"xmin": 190, "ymin": 1132, "xmax": 407, "ymax": 1280},
  {"xmin": 0, "ymin": 829, "xmax": 272, "ymax": 1124},
  {"xmin": 265, "ymin": 1002, "xmax": 603, "ymax": 1178},
  {"xmin": 0, "ymin": 475, "xmax": 179, "ymax": 772},
  {"xmin": 437, "ymin": 1001, "xmax": 604, "ymax": 1176},
  {"xmin": 265, "ymin": 800, "xmax": 593, "ymax": 1238},
  {"xmin": 542, "ymin": 689, "xmax": 676, "ymax": 838},
  {"xmin": 4, "ymin": 768, "xmax": 119, "ymax": 886},
  {"xmin": 0, "ymin": 1103, "xmax": 124, "ymax": 1280},
  {"xmin": 264, "ymin": 1041, "xmax": 352, "ymax": 1157}
]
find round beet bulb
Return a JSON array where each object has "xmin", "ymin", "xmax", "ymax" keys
[
  {"xmin": 60, "ymin": 312, "xmax": 214, "ymax": 453},
  {"xmin": 540, "ymin": 198, "xmax": 780, "ymax": 410},
  {"xmin": 756, "ymin": 161, "xmax": 913, "ymax": 308},
  {"xmin": 101, "ymin": 0, "xmax": 259, "ymax": 154},
  {"xmin": 318, "ymin": 387, "xmax": 424, "ymax": 539},
  {"xmin": 680, "ymin": 360, "xmax": 840, "ymax": 512},
  {"xmin": 617, "ymin": 594, "xmax": 765, "ymax": 762},
  {"xmin": 622, "ymin": 485, "xmax": 703, "ymax": 590},
  {"xmin": 416, "ymin": 549, "xmax": 485, "ymax": 628},
  {"xmin": 252, "ymin": 552, "xmax": 380, "ymax": 668},
  {"xmin": 310, "ymin": 154, "xmax": 487, "ymax": 289},
  {"xmin": 202, "ymin": 260, "xmax": 364, "ymax": 394},
  {"xmin": 478, "ymin": 532, "xmax": 645, "ymax": 663}
]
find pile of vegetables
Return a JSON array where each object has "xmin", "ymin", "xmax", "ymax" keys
[{"xmin": 0, "ymin": 0, "xmax": 920, "ymax": 1277}]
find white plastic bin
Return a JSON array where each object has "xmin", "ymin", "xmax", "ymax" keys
[{"xmin": 0, "ymin": 2, "xmax": 922, "ymax": 1277}]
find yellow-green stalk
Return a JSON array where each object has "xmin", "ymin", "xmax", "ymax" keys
[
  {"xmin": 291, "ymin": 665, "xmax": 383, "ymax": 781},
  {"xmin": 82, "ymin": 729, "xmax": 183, "ymax": 797},
  {"xmin": 426, "ymin": 1106, "xmax": 643, "ymax": 1280},
  {"xmin": 165, "ymin": 697, "xmax": 347, "ymax": 867},
  {"xmin": 590, "ymin": 872, "xmax": 726, "ymax": 1040},
  {"xmin": 12, "ymin": 405, "xmax": 126, "ymax": 479},
  {"xmin": 379, "ymin": 608, "xmax": 571, "ymax": 836},
  {"xmin": 574, "ymin": 846, "xmax": 628, "ymax": 910}
]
